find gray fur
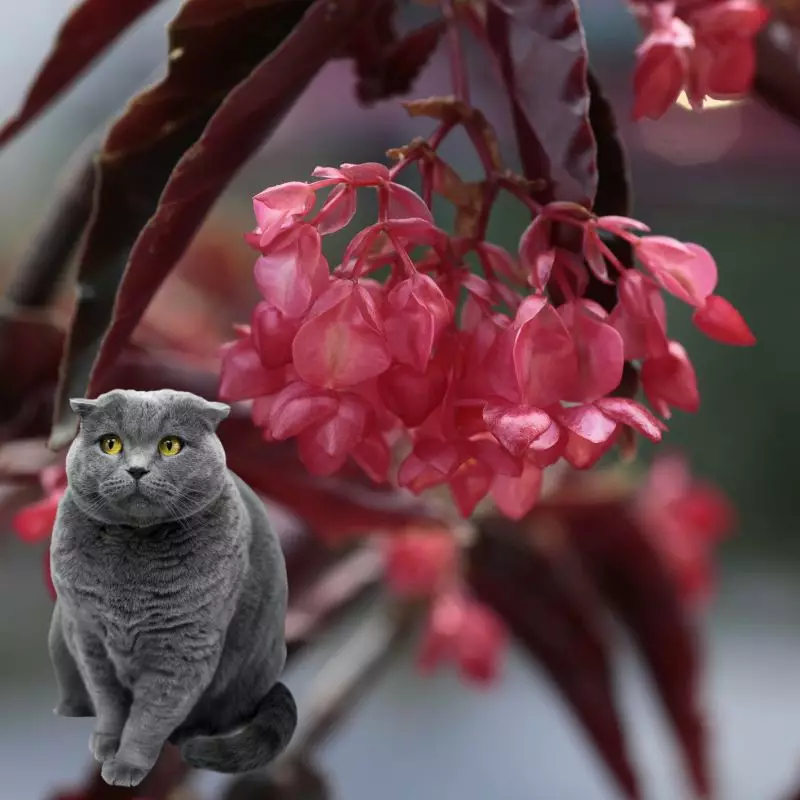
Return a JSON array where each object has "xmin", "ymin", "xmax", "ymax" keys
[{"xmin": 49, "ymin": 389, "xmax": 296, "ymax": 787}]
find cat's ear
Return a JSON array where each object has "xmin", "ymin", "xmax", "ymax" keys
[
  {"xmin": 70, "ymin": 398, "xmax": 98, "ymax": 420},
  {"xmin": 200, "ymin": 400, "xmax": 230, "ymax": 429}
]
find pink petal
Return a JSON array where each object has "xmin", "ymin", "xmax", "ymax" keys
[
  {"xmin": 636, "ymin": 237, "xmax": 718, "ymax": 307},
  {"xmin": 560, "ymin": 404, "xmax": 618, "ymax": 444},
  {"xmin": 308, "ymin": 393, "xmax": 372, "ymax": 458},
  {"xmin": 398, "ymin": 439, "xmax": 460, "ymax": 494},
  {"xmin": 594, "ymin": 397, "xmax": 666, "ymax": 442},
  {"xmin": 254, "ymin": 225, "xmax": 329, "ymax": 317},
  {"xmin": 252, "ymin": 182, "xmax": 316, "ymax": 247},
  {"xmin": 384, "ymin": 531, "xmax": 457, "ymax": 598},
  {"xmin": 339, "ymin": 162, "xmax": 391, "ymax": 185},
  {"xmin": 384, "ymin": 273, "xmax": 452, "ymax": 371},
  {"xmin": 378, "ymin": 362, "xmax": 447, "ymax": 428},
  {"xmin": 560, "ymin": 307, "xmax": 625, "ymax": 403},
  {"xmin": 385, "ymin": 182, "xmax": 435, "ymax": 223},
  {"xmin": 633, "ymin": 40, "xmax": 688, "ymax": 120},
  {"xmin": 610, "ymin": 273, "xmax": 669, "ymax": 361},
  {"xmin": 596, "ymin": 215, "xmax": 651, "ymax": 235},
  {"xmin": 691, "ymin": 1, "xmax": 769, "ymax": 39},
  {"xmin": 219, "ymin": 337, "xmax": 285, "ymax": 402},
  {"xmin": 582, "ymin": 227, "xmax": 610, "ymax": 283},
  {"xmin": 292, "ymin": 287, "xmax": 392, "ymax": 388},
  {"xmin": 519, "ymin": 216, "xmax": 555, "ymax": 290},
  {"xmin": 464, "ymin": 438, "xmax": 523, "ymax": 477},
  {"xmin": 692, "ymin": 294, "xmax": 756, "ymax": 346},
  {"xmin": 706, "ymin": 39, "xmax": 756, "ymax": 96},
  {"xmin": 641, "ymin": 341, "xmax": 700, "ymax": 416},
  {"xmin": 490, "ymin": 461, "xmax": 543, "ymax": 520},
  {"xmin": 251, "ymin": 302, "xmax": 301, "ymax": 368},
  {"xmin": 563, "ymin": 430, "xmax": 616, "ymax": 469},
  {"xmin": 513, "ymin": 302, "xmax": 578, "ymax": 407},
  {"xmin": 352, "ymin": 433, "xmax": 392, "ymax": 483},
  {"xmin": 386, "ymin": 217, "xmax": 449, "ymax": 249},
  {"xmin": 448, "ymin": 459, "xmax": 493, "ymax": 517},
  {"xmin": 268, "ymin": 382, "xmax": 338, "ymax": 440},
  {"xmin": 456, "ymin": 601, "xmax": 507, "ymax": 685},
  {"xmin": 315, "ymin": 185, "xmax": 358, "ymax": 235},
  {"xmin": 12, "ymin": 495, "xmax": 61, "ymax": 542},
  {"xmin": 296, "ymin": 429, "xmax": 349, "ymax": 476},
  {"xmin": 482, "ymin": 403, "xmax": 552, "ymax": 457},
  {"xmin": 477, "ymin": 242, "xmax": 525, "ymax": 284}
]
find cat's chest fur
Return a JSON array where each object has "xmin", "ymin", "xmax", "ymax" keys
[{"xmin": 52, "ymin": 490, "xmax": 248, "ymax": 665}]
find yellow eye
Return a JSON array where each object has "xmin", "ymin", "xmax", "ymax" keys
[
  {"xmin": 158, "ymin": 436, "xmax": 183, "ymax": 457},
  {"xmin": 99, "ymin": 435, "xmax": 123, "ymax": 455}
]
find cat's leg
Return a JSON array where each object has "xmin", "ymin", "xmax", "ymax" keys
[
  {"xmin": 49, "ymin": 602, "xmax": 93, "ymax": 717},
  {"xmin": 101, "ymin": 656, "xmax": 218, "ymax": 788},
  {"xmin": 72, "ymin": 632, "xmax": 129, "ymax": 764}
]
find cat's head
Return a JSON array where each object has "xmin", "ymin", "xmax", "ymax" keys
[{"xmin": 65, "ymin": 389, "xmax": 231, "ymax": 526}]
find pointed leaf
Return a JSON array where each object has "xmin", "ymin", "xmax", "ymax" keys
[
  {"xmin": 0, "ymin": 0, "xmax": 161, "ymax": 148},
  {"xmin": 51, "ymin": 0, "xmax": 369, "ymax": 448},
  {"xmin": 469, "ymin": 517, "xmax": 642, "ymax": 799},
  {"xmin": 482, "ymin": 0, "xmax": 596, "ymax": 206},
  {"xmin": 566, "ymin": 502, "xmax": 711, "ymax": 798}
]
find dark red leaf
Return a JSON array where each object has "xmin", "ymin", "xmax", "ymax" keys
[
  {"xmin": 49, "ymin": 0, "xmax": 329, "ymax": 448},
  {"xmin": 0, "ymin": 0, "xmax": 161, "ymax": 148},
  {"xmin": 482, "ymin": 0, "xmax": 596, "ymax": 207},
  {"xmin": 350, "ymin": 8, "xmax": 446, "ymax": 105},
  {"xmin": 754, "ymin": 14, "xmax": 800, "ymax": 125},
  {"xmin": 563, "ymin": 497, "xmax": 711, "ymax": 798},
  {"xmin": 0, "ymin": 145, "xmax": 95, "ymax": 432},
  {"xmin": 469, "ymin": 516, "xmax": 642, "ymax": 800}
]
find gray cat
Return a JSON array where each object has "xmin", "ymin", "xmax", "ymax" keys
[{"xmin": 49, "ymin": 388, "xmax": 296, "ymax": 787}]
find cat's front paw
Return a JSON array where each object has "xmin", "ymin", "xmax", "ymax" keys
[
  {"xmin": 100, "ymin": 757, "xmax": 149, "ymax": 788},
  {"xmin": 55, "ymin": 699, "xmax": 94, "ymax": 718},
  {"xmin": 90, "ymin": 731, "xmax": 121, "ymax": 763}
]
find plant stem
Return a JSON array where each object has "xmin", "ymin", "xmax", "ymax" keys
[
  {"xmin": 287, "ymin": 603, "xmax": 415, "ymax": 759},
  {"xmin": 443, "ymin": 0, "xmax": 470, "ymax": 104}
]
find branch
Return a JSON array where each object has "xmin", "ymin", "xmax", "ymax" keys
[{"xmin": 286, "ymin": 603, "xmax": 415, "ymax": 760}]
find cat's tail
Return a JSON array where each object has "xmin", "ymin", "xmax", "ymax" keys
[{"xmin": 180, "ymin": 682, "xmax": 297, "ymax": 774}]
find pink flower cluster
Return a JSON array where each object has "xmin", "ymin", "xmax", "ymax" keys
[
  {"xmin": 384, "ymin": 528, "xmax": 506, "ymax": 685},
  {"xmin": 219, "ymin": 162, "xmax": 754, "ymax": 520},
  {"xmin": 635, "ymin": 453, "xmax": 733, "ymax": 602},
  {"xmin": 630, "ymin": 0, "xmax": 769, "ymax": 119}
]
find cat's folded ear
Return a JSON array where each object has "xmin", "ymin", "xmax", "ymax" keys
[
  {"xmin": 200, "ymin": 400, "xmax": 231, "ymax": 429},
  {"xmin": 70, "ymin": 398, "xmax": 98, "ymax": 420}
]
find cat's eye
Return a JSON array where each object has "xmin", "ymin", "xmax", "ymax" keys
[
  {"xmin": 99, "ymin": 435, "xmax": 123, "ymax": 455},
  {"xmin": 158, "ymin": 436, "xmax": 183, "ymax": 457}
]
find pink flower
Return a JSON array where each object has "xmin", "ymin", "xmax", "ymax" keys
[
  {"xmin": 692, "ymin": 294, "xmax": 756, "ymax": 346},
  {"xmin": 635, "ymin": 237, "xmax": 717, "ymax": 307},
  {"xmin": 246, "ymin": 181, "xmax": 316, "ymax": 251},
  {"xmin": 641, "ymin": 341, "xmax": 700, "ymax": 417},
  {"xmin": 12, "ymin": 465, "xmax": 66, "ymax": 543},
  {"xmin": 633, "ymin": 12, "xmax": 695, "ymax": 120},
  {"xmin": 630, "ymin": 0, "xmax": 769, "ymax": 119},
  {"xmin": 218, "ymin": 164, "xmax": 752, "ymax": 519},
  {"xmin": 418, "ymin": 591, "xmax": 507, "ymax": 685},
  {"xmin": 384, "ymin": 528, "xmax": 458, "ymax": 597},
  {"xmin": 636, "ymin": 453, "xmax": 734, "ymax": 603},
  {"xmin": 292, "ymin": 282, "xmax": 392, "ymax": 389}
]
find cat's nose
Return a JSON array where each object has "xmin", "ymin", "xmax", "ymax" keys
[{"xmin": 127, "ymin": 466, "xmax": 149, "ymax": 480}]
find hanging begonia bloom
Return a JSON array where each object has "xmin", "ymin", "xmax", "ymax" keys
[
  {"xmin": 220, "ymin": 160, "xmax": 753, "ymax": 512},
  {"xmin": 418, "ymin": 591, "xmax": 508, "ymax": 685},
  {"xmin": 292, "ymin": 283, "xmax": 392, "ymax": 389}
]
